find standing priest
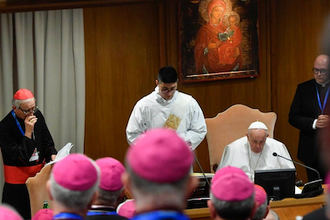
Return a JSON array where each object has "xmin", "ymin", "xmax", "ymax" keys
[
  {"xmin": 0, "ymin": 88, "xmax": 57, "ymax": 219},
  {"xmin": 126, "ymin": 66, "xmax": 207, "ymax": 150}
]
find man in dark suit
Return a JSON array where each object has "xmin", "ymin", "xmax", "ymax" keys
[{"xmin": 289, "ymin": 54, "xmax": 330, "ymax": 182}]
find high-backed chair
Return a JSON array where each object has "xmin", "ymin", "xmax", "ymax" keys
[
  {"xmin": 205, "ymin": 104, "xmax": 277, "ymax": 173},
  {"xmin": 26, "ymin": 164, "xmax": 53, "ymax": 217}
]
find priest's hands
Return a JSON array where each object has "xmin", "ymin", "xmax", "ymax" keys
[
  {"xmin": 316, "ymin": 114, "xmax": 330, "ymax": 128},
  {"xmin": 51, "ymin": 154, "xmax": 57, "ymax": 161},
  {"xmin": 24, "ymin": 115, "xmax": 38, "ymax": 138}
]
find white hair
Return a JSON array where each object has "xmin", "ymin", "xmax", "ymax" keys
[
  {"xmin": 251, "ymin": 199, "xmax": 268, "ymax": 220},
  {"xmin": 12, "ymin": 97, "xmax": 36, "ymax": 109},
  {"xmin": 49, "ymin": 159, "xmax": 100, "ymax": 212},
  {"xmin": 126, "ymin": 163, "xmax": 190, "ymax": 210}
]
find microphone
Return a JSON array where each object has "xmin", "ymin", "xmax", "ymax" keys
[
  {"xmin": 273, "ymin": 152, "xmax": 324, "ymax": 198},
  {"xmin": 272, "ymin": 152, "xmax": 321, "ymax": 180}
]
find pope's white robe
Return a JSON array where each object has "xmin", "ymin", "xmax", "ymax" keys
[{"xmin": 219, "ymin": 136, "xmax": 295, "ymax": 181}]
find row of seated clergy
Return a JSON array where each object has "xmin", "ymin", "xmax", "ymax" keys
[{"xmin": 217, "ymin": 121, "xmax": 295, "ymax": 181}]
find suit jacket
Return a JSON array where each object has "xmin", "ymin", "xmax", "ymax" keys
[
  {"xmin": 303, "ymin": 207, "xmax": 328, "ymax": 220},
  {"xmin": 289, "ymin": 79, "xmax": 330, "ymax": 165}
]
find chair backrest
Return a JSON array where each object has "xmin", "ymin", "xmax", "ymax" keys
[
  {"xmin": 205, "ymin": 104, "xmax": 277, "ymax": 173},
  {"xmin": 26, "ymin": 164, "xmax": 53, "ymax": 217}
]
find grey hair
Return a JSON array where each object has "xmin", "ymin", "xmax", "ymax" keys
[
  {"xmin": 251, "ymin": 198, "xmax": 268, "ymax": 220},
  {"xmin": 97, "ymin": 187, "xmax": 124, "ymax": 207},
  {"xmin": 265, "ymin": 210, "xmax": 280, "ymax": 220},
  {"xmin": 12, "ymin": 97, "xmax": 36, "ymax": 109},
  {"xmin": 210, "ymin": 192, "xmax": 255, "ymax": 220},
  {"xmin": 49, "ymin": 159, "xmax": 100, "ymax": 212},
  {"xmin": 125, "ymin": 163, "xmax": 190, "ymax": 210}
]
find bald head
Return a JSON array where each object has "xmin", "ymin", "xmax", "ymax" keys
[{"xmin": 313, "ymin": 54, "xmax": 330, "ymax": 84}]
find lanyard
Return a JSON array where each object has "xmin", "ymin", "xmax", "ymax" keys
[
  {"xmin": 132, "ymin": 211, "xmax": 190, "ymax": 220},
  {"xmin": 53, "ymin": 213, "xmax": 84, "ymax": 220},
  {"xmin": 87, "ymin": 210, "xmax": 117, "ymax": 216},
  {"xmin": 316, "ymin": 85, "xmax": 330, "ymax": 114},
  {"xmin": 11, "ymin": 110, "xmax": 24, "ymax": 136}
]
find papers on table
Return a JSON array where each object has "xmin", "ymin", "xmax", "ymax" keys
[{"xmin": 295, "ymin": 186, "xmax": 302, "ymax": 194}]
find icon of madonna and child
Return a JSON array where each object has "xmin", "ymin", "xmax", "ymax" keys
[{"xmin": 194, "ymin": 0, "xmax": 244, "ymax": 74}]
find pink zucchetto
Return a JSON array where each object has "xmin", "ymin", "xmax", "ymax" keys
[
  {"xmin": 248, "ymin": 121, "xmax": 268, "ymax": 131},
  {"xmin": 0, "ymin": 205, "xmax": 23, "ymax": 220},
  {"xmin": 96, "ymin": 157, "xmax": 126, "ymax": 191},
  {"xmin": 13, "ymin": 88, "xmax": 34, "ymax": 100},
  {"xmin": 117, "ymin": 199, "xmax": 136, "ymax": 218},
  {"xmin": 211, "ymin": 166, "xmax": 254, "ymax": 201},
  {"xmin": 126, "ymin": 128, "xmax": 194, "ymax": 183},
  {"xmin": 52, "ymin": 153, "xmax": 98, "ymax": 191},
  {"xmin": 32, "ymin": 208, "xmax": 54, "ymax": 220},
  {"xmin": 325, "ymin": 172, "xmax": 330, "ymax": 191},
  {"xmin": 254, "ymin": 184, "xmax": 267, "ymax": 207}
]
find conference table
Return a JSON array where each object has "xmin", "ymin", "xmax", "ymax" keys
[{"xmin": 184, "ymin": 185, "xmax": 327, "ymax": 220}]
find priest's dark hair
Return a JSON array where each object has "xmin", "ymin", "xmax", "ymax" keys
[{"xmin": 158, "ymin": 66, "xmax": 178, "ymax": 83}]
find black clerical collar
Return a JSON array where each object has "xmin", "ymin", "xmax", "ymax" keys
[{"xmin": 316, "ymin": 80, "xmax": 330, "ymax": 87}]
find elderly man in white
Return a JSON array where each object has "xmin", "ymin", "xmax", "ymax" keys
[{"xmin": 218, "ymin": 121, "xmax": 295, "ymax": 181}]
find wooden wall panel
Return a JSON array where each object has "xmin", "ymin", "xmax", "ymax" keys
[
  {"xmin": 84, "ymin": 3, "xmax": 161, "ymax": 162},
  {"xmin": 271, "ymin": 0, "xmax": 330, "ymax": 182}
]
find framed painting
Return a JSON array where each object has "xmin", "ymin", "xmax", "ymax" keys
[{"xmin": 179, "ymin": 0, "xmax": 259, "ymax": 83}]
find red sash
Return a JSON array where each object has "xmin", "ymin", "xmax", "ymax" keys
[{"xmin": 4, "ymin": 163, "xmax": 44, "ymax": 184}]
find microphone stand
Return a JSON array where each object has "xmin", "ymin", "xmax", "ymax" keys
[
  {"xmin": 273, "ymin": 153, "xmax": 321, "ymax": 180},
  {"xmin": 193, "ymin": 153, "xmax": 211, "ymax": 188},
  {"xmin": 273, "ymin": 152, "xmax": 323, "ymax": 198}
]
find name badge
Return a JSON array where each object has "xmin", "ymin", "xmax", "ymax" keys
[{"xmin": 29, "ymin": 148, "xmax": 39, "ymax": 162}]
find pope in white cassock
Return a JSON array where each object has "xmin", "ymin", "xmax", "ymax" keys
[
  {"xmin": 126, "ymin": 66, "xmax": 207, "ymax": 150},
  {"xmin": 218, "ymin": 121, "xmax": 295, "ymax": 181}
]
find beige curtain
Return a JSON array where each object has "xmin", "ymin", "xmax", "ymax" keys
[{"xmin": 0, "ymin": 9, "xmax": 85, "ymax": 200}]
